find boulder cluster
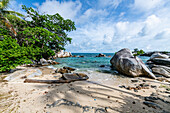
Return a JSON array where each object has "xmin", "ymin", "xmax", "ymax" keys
[
  {"xmin": 110, "ymin": 48, "xmax": 156, "ymax": 79},
  {"xmin": 40, "ymin": 58, "xmax": 60, "ymax": 66},
  {"xmin": 26, "ymin": 58, "xmax": 60, "ymax": 67},
  {"xmin": 56, "ymin": 66, "xmax": 89, "ymax": 81},
  {"xmin": 147, "ymin": 53, "xmax": 170, "ymax": 78},
  {"xmin": 54, "ymin": 50, "xmax": 72, "ymax": 58},
  {"xmin": 110, "ymin": 48, "xmax": 170, "ymax": 79}
]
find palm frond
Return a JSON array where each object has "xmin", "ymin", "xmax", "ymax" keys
[
  {"xmin": 2, "ymin": 10, "xmax": 25, "ymax": 17},
  {"xmin": 1, "ymin": 16, "xmax": 17, "ymax": 36},
  {"xmin": 7, "ymin": 14, "xmax": 25, "ymax": 21},
  {"xmin": 0, "ymin": 0, "xmax": 10, "ymax": 9}
]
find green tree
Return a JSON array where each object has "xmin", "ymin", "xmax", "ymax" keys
[
  {"xmin": 0, "ymin": 5, "xmax": 76, "ymax": 72},
  {"xmin": 15, "ymin": 5, "xmax": 76, "ymax": 59},
  {"xmin": 133, "ymin": 48, "xmax": 145, "ymax": 56},
  {"xmin": 134, "ymin": 48, "xmax": 139, "ymax": 52}
]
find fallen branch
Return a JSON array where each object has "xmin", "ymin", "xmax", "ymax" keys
[{"xmin": 24, "ymin": 79, "xmax": 86, "ymax": 84}]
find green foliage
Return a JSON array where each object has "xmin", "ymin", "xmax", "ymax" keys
[
  {"xmin": 15, "ymin": 5, "xmax": 76, "ymax": 59},
  {"xmin": 24, "ymin": 46, "xmax": 42, "ymax": 61},
  {"xmin": 0, "ymin": 0, "xmax": 24, "ymax": 17},
  {"xmin": 134, "ymin": 48, "xmax": 139, "ymax": 52},
  {"xmin": 6, "ymin": 14, "xmax": 27, "ymax": 29},
  {"xmin": 133, "ymin": 48, "xmax": 145, "ymax": 56},
  {"xmin": 0, "ymin": 0, "xmax": 9, "ymax": 10},
  {"xmin": 0, "ymin": 27, "xmax": 8, "ymax": 35},
  {"xmin": 0, "ymin": 36, "xmax": 32, "ymax": 72},
  {"xmin": 0, "ymin": 4, "xmax": 76, "ymax": 72}
]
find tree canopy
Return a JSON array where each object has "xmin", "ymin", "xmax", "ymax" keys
[
  {"xmin": 0, "ymin": 4, "xmax": 76, "ymax": 72},
  {"xmin": 132, "ymin": 48, "xmax": 145, "ymax": 56}
]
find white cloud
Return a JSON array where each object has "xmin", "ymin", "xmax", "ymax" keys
[
  {"xmin": 8, "ymin": 1, "xmax": 27, "ymax": 16},
  {"xmin": 37, "ymin": 0, "xmax": 82, "ymax": 20},
  {"xmin": 67, "ymin": 10, "xmax": 170, "ymax": 52},
  {"xmin": 76, "ymin": 8, "xmax": 108, "ymax": 24},
  {"xmin": 32, "ymin": 2, "xmax": 39, "ymax": 7},
  {"xmin": 98, "ymin": 0, "xmax": 122, "ymax": 9},
  {"xmin": 131, "ymin": 0, "xmax": 164, "ymax": 12},
  {"xmin": 10, "ymin": 0, "xmax": 170, "ymax": 52},
  {"xmin": 119, "ymin": 12, "xmax": 125, "ymax": 17},
  {"xmin": 138, "ymin": 15, "xmax": 160, "ymax": 36},
  {"xmin": 103, "ymin": 34, "xmax": 113, "ymax": 45},
  {"xmin": 154, "ymin": 28, "xmax": 170, "ymax": 40}
]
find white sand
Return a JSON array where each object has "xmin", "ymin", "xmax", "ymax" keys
[{"xmin": 0, "ymin": 66, "xmax": 170, "ymax": 113}]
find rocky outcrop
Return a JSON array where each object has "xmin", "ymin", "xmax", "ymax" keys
[
  {"xmin": 55, "ymin": 67, "xmax": 76, "ymax": 74},
  {"xmin": 55, "ymin": 67, "xmax": 88, "ymax": 81},
  {"xmin": 40, "ymin": 58, "xmax": 48, "ymax": 64},
  {"xmin": 150, "ymin": 53, "xmax": 169, "ymax": 60},
  {"xmin": 47, "ymin": 60, "xmax": 60, "ymax": 65},
  {"xmin": 55, "ymin": 68, "xmax": 71, "ymax": 74},
  {"xmin": 4, "ymin": 68, "xmax": 42, "ymax": 81},
  {"xmin": 110, "ymin": 48, "xmax": 156, "ymax": 79},
  {"xmin": 151, "ymin": 65, "xmax": 170, "ymax": 78},
  {"xmin": 72, "ymin": 55, "xmax": 77, "ymax": 57},
  {"xmin": 27, "ymin": 58, "xmax": 59, "ymax": 67},
  {"xmin": 40, "ymin": 58, "xmax": 59, "ymax": 66},
  {"xmin": 151, "ymin": 58, "xmax": 170, "ymax": 66},
  {"xmin": 63, "ymin": 66, "xmax": 76, "ymax": 71},
  {"xmin": 62, "ymin": 73, "xmax": 89, "ymax": 80},
  {"xmin": 140, "ymin": 51, "xmax": 170, "ymax": 57},
  {"xmin": 55, "ymin": 50, "xmax": 72, "ymax": 58},
  {"xmin": 79, "ymin": 55, "xmax": 84, "ymax": 58},
  {"xmin": 147, "ymin": 53, "xmax": 170, "ymax": 78},
  {"xmin": 96, "ymin": 53, "xmax": 106, "ymax": 57}
]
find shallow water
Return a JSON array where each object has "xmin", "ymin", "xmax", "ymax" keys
[
  {"xmin": 54, "ymin": 53, "xmax": 149, "ymax": 71},
  {"xmin": 53, "ymin": 53, "xmax": 150, "ymax": 85}
]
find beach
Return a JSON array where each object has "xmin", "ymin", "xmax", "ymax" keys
[
  {"xmin": 0, "ymin": 66, "xmax": 170, "ymax": 113},
  {"xmin": 1, "ymin": 0, "xmax": 170, "ymax": 112}
]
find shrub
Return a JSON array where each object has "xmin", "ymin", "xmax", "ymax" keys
[
  {"xmin": 133, "ymin": 49, "xmax": 145, "ymax": 56},
  {"xmin": 0, "ymin": 36, "xmax": 32, "ymax": 72}
]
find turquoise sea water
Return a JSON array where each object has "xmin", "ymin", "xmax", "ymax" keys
[{"xmin": 54, "ymin": 53, "xmax": 150, "ymax": 72}]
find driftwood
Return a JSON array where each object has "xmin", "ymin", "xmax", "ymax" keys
[{"xmin": 24, "ymin": 79, "xmax": 86, "ymax": 84}]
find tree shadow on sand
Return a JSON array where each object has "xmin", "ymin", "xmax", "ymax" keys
[{"xmin": 33, "ymin": 80, "xmax": 170, "ymax": 113}]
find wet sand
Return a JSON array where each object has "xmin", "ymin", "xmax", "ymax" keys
[{"xmin": 0, "ymin": 66, "xmax": 170, "ymax": 113}]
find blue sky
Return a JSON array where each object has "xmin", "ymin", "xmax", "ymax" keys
[{"xmin": 10, "ymin": 0, "xmax": 170, "ymax": 53}]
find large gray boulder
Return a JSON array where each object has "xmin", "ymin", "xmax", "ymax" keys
[
  {"xmin": 150, "ymin": 53, "xmax": 169, "ymax": 60},
  {"xmin": 140, "ymin": 51, "xmax": 170, "ymax": 57},
  {"xmin": 40, "ymin": 58, "xmax": 48, "ymax": 64},
  {"xmin": 110, "ymin": 48, "xmax": 156, "ymax": 79},
  {"xmin": 62, "ymin": 73, "xmax": 89, "ymax": 80},
  {"xmin": 151, "ymin": 65, "xmax": 170, "ymax": 78},
  {"xmin": 166, "ymin": 53, "xmax": 170, "ymax": 57},
  {"xmin": 151, "ymin": 58, "xmax": 170, "ymax": 66},
  {"xmin": 147, "ymin": 53, "xmax": 170, "ymax": 78}
]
